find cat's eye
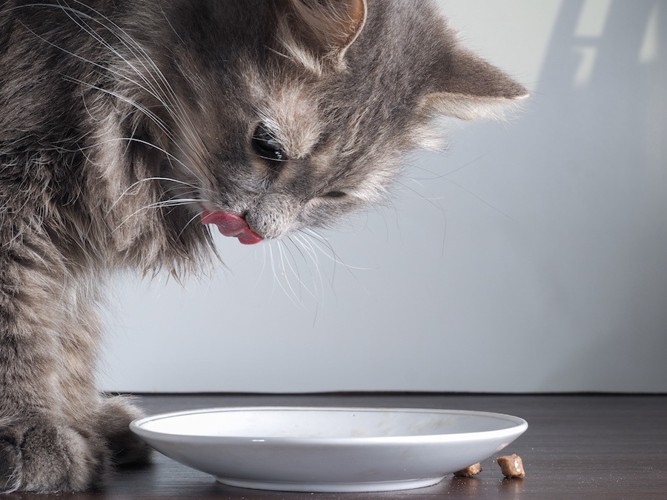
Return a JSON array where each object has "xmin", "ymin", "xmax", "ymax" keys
[
  {"xmin": 324, "ymin": 191, "xmax": 347, "ymax": 199},
  {"xmin": 252, "ymin": 123, "xmax": 287, "ymax": 167}
]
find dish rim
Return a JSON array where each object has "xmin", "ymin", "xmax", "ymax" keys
[{"xmin": 130, "ymin": 406, "xmax": 528, "ymax": 446}]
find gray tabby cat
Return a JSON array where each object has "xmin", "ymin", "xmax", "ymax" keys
[{"xmin": 0, "ymin": 0, "xmax": 527, "ymax": 493}]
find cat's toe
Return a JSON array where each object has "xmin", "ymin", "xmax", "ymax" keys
[
  {"xmin": 2, "ymin": 420, "xmax": 109, "ymax": 493},
  {"xmin": 98, "ymin": 396, "xmax": 152, "ymax": 466},
  {"xmin": 0, "ymin": 437, "xmax": 22, "ymax": 493},
  {"xmin": 107, "ymin": 424, "xmax": 152, "ymax": 467}
]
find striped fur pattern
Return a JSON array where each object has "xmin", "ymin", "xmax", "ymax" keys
[{"xmin": 0, "ymin": 0, "xmax": 526, "ymax": 492}]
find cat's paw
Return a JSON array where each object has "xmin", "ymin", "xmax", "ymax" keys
[
  {"xmin": 0, "ymin": 419, "xmax": 108, "ymax": 493},
  {"xmin": 0, "ymin": 436, "xmax": 22, "ymax": 493},
  {"xmin": 97, "ymin": 396, "xmax": 152, "ymax": 466}
]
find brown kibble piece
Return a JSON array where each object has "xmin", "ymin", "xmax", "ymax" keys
[
  {"xmin": 497, "ymin": 453, "xmax": 525, "ymax": 478},
  {"xmin": 453, "ymin": 462, "xmax": 482, "ymax": 477}
]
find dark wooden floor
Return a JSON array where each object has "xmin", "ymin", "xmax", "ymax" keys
[{"xmin": 6, "ymin": 394, "xmax": 667, "ymax": 499}]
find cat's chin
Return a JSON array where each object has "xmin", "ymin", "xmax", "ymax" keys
[{"xmin": 201, "ymin": 210, "xmax": 264, "ymax": 245}]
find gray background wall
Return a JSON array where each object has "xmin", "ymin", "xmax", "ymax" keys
[{"xmin": 97, "ymin": 0, "xmax": 667, "ymax": 393}]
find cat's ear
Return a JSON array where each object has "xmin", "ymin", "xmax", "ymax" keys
[
  {"xmin": 279, "ymin": 0, "xmax": 367, "ymax": 71},
  {"xmin": 423, "ymin": 48, "xmax": 529, "ymax": 120}
]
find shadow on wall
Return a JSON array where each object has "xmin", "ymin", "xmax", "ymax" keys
[
  {"xmin": 404, "ymin": 0, "xmax": 667, "ymax": 392},
  {"xmin": 530, "ymin": 0, "xmax": 667, "ymax": 391},
  {"xmin": 536, "ymin": 0, "xmax": 665, "ymax": 157}
]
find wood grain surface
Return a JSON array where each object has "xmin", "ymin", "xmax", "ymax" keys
[{"xmin": 6, "ymin": 394, "xmax": 666, "ymax": 499}]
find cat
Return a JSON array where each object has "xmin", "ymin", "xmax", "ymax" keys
[{"xmin": 0, "ymin": 0, "xmax": 527, "ymax": 493}]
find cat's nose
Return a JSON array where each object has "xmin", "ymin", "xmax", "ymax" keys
[{"xmin": 201, "ymin": 210, "xmax": 263, "ymax": 245}]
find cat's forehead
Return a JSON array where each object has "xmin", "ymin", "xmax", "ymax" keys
[
  {"xmin": 244, "ymin": 64, "xmax": 323, "ymax": 161},
  {"xmin": 234, "ymin": 55, "xmax": 407, "ymax": 199}
]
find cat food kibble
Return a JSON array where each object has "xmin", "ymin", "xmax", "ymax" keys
[
  {"xmin": 453, "ymin": 463, "xmax": 482, "ymax": 477},
  {"xmin": 497, "ymin": 454, "xmax": 525, "ymax": 478}
]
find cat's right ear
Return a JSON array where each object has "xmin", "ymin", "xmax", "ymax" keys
[
  {"xmin": 277, "ymin": 0, "xmax": 367, "ymax": 72},
  {"xmin": 423, "ymin": 48, "xmax": 530, "ymax": 121}
]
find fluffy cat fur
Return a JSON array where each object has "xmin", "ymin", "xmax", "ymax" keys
[{"xmin": 0, "ymin": 0, "xmax": 527, "ymax": 493}]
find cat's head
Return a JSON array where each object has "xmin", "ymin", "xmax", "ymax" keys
[{"xmin": 135, "ymin": 0, "xmax": 528, "ymax": 245}]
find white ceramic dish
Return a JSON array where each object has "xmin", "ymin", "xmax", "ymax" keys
[{"xmin": 130, "ymin": 407, "xmax": 527, "ymax": 493}]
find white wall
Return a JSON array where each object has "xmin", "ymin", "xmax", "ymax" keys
[{"xmin": 97, "ymin": 0, "xmax": 667, "ymax": 393}]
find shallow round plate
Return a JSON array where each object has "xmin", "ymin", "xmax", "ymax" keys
[{"xmin": 130, "ymin": 407, "xmax": 527, "ymax": 493}]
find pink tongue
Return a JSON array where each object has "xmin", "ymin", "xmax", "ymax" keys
[{"xmin": 201, "ymin": 210, "xmax": 263, "ymax": 245}]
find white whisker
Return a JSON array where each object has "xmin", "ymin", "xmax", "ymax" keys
[
  {"xmin": 280, "ymin": 239, "xmax": 319, "ymax": 302},
  {"xmin": 267, "ymin": 244, "xmax": 299, "ymax": 308},
  {"xmin": 301, "ymin": 229, "xmax": 372, "ymax": 273},
  {"xmin": 112, "ymin": 198, "xmax": 202, "ymax": 232},
  {"xmin": 276, "ymin": 242, "xmax": 303, "ymax": 306},
  {"xmin": 176, "ymin": 211, "xmax": 205, "ymax": 241},
  {"xmin": 17, "ymin": 1, "xmax": 215, "ymax": 194},
  {"xmin": 286, "ymin": 236, "xmax": 323, "ymax": 300}
]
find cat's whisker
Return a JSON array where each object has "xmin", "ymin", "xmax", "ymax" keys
[
  {"xmin": 17, "ymin": 7, "xmax": 179, "ymax": 133},
  {"xmin": 284, "ymin": 235, "xmax": 311, "ymax": 272},
  {"xmin": 266, "ymin": 46, "xmax": 294, "ymax": 63},
  {"xmin": 18, "ymin": 2, "xmax": 217, "ymax": 205},
  {"xmin": 301, "ymin": 229, "xmax": 372, "ymax": 273},
  {"xmin": 436, "ymin": 176, "xmax": 513, "ymax": 220},
  {"xmin": 252, "ymin": 243, "xmax": 270, "ymax": 292},
  {"xmin": 65, "ymin": 75, "xmax": 178, "ymax": 149},
  {"xmin": 252, "ymin": 152, "xmax": 290, "ymax": 164},
  {"xmin": 69, "ymin": 0, "xmax": 197, "ymax": 134},
  {"xmin": 286, "ymin": 235, "xmax": 324, "ymax": 299},
  {"xmin": 70, "ymin": 1, "xmax": 217, "ymax": 189},
  {"xmin": 266, "ymin": 244, "xmax": 278, "ymax": 299},
  {"xmin": 409, "ymin": 154, "xmax": 486, "ymax": 181},
  {"xmin": 111, "ymin": 198, "xmax": 203, "ymax": 232},
  {"xmin": 108, "ymin": 181, "xmax": 198, "ymax": 218},
  {"xmin": 76, "ymin": 135, "xmax": 206, "ymax": 217},
  {"xmin": 80, "ymin": 135, "xmax": 190, "ymax": 174},
  {"xmin": 293, "ymin": 234, "xmax": 326, "ymax": 295},
  {"xmin": 401, "ymin": 153, "xmax": 511, "ymax": 219},
  {"xmin": 75, "ymin": 79, "xmax": 173, "ymax": 144},
  {"xmin": 158, "ymin": 4, "xmax": 185, "ymax": 45},
  {"xmin": 58, "ymin": 0, "xmax": 183, "ymax": 119},
  {"xmin": 292, "ymin": 233, "xmax": 318, "ymax": 267},
  {"xmin": 81, "ymin": 132, "xmax": 208, "ymax": 213},
  {"xmin": 267, "ymin": 244, "xmax": 300, "ymax": 308},
  {"xmin": 281, "ymin": 239, "xmax": 320, "ymax": 302},
  {"xmin": 393, "ymin": 178, "xmax": 446, "ymax": 212},
  {"xmin": 38, "ymin": 2, "xmax": 213, "ymax": 193},
  {"xmin": 300, "ymin": 229, "xmax": 338, "ymax": 285},
  {"xmin": 276, "ymin": 242, "xmax": 304, "ymax": 305},
  {"xmin": 176, "ymin": 211, "xmax": 206, "ymax": 241}
]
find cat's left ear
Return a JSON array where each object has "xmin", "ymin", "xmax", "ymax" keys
[
  {"xmin": 280, "ymin": 0, "xmax": 367, "ymax": 70},
  {"xmin": 424, "ymin": 48, "xmax": 529, "ymax": 120}
]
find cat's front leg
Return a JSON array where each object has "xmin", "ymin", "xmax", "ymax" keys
[
  {"xmin": 0, "ymin": 234, "xmax": 110, "ymax": 493},
  {"xmin": 56, "ymin": 309, "xmax": 152, "ymax": 467},
  {"xmin": 0, "ymin": 348, "xmax": 110, "ymax": 494},
  {"xmin": 96, "ymin": 396, "xmax": 152, "ymax": 466},
  {"xmin": 0, "ymin": 331, "xmax": 109, "ymax": 492}
]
